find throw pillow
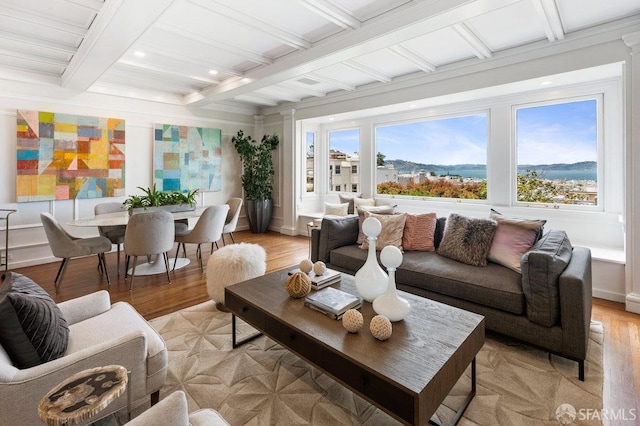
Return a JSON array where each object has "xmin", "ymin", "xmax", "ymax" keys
[
  {"xmin": 356, "ymin": 205, "xmax": 397, "ymax": 244},
  {"xmin": 353, "ymin": 197, "xmax": 375, "ymax": 211},
  {"xmin": 487, "ymin": 211, "xmax": 547, "ymax": 272},
  {"xmin": 360, "ymin": 211, "xmax": 407, "ymax": 251},
  {"xmin": 434, "ymin": 216, "xmax": 447, "ymax": 249},
  {"xmin": 402, "ymin": 212, "xmax": 437, "ymax": 251},
  {"xmin": 324, "ymin": 202, "xmax": 349, "ymax": 217},
  {"xmin": 338, "ymin": 194, "xmax": 361, "ymax": 214},
  {"xmin": 437, "ymin": 213, "xmax": 497, "ymax": 266},
  {"xmin": 317, "ymin": 216, "xmax": 359, "ymax": 263},
  {"xmin": 0, "ymin": 272, "xmax": 69, "ymax": 368},
  {"xmin": 491, "ymin": 208, "xmax": 546, "ymax": 241},
  {"xmin": 521, "ymin": 230, "xmax": 572, "ymax": 327}
]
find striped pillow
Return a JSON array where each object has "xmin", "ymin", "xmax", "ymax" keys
[{"xmin": 403, "ymin": 213, "xmax": 437, "ymax": 251}]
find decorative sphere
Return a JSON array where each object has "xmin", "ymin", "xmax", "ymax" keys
[
  {"xmin": 370, "ymin": 315, "xmax": 392, "ymax": 341},
  {"xmin": 299, "ymin": 259, "xmax": 313, "ymax": 274},
  {"xmin": 313, "ymin": 261, "xmax": 326, "ymax": 276},
  {"xmin": 342, "ymin": 309, "xmax": 364, "ymax": 333},
  {"xmin": 380, "ymin": 245, "xmax": 403, "ymax": 269},
  {"xmin": 362, "ymin": 217, "xmax": 382, "ymax": 238},
  {"xmin": 286, "ymin": 272, "xmax": 312, "ymax": 298}
]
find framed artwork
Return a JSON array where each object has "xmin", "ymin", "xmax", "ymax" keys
[
  {"xmin": 16, "ymin": 110, "xmax": 125, "ymax": 202},
  {"xmin": 154, "ymin": 124, "xmax": 222, "ymax": 193}
]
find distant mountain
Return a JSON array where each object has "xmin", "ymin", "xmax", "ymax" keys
[{"xmin": 382, "ymin": 160, "xmax": 596, "ymax": 175}]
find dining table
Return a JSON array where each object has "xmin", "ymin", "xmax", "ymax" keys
[{"xmin": 68, "ymin": 207, "xmax": 206, "ymax": 275}]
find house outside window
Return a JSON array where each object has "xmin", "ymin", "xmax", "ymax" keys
[
  {"xmin": 305, "ymin": 131, "xmax": 314, "ymax": 193},
  {"xmin": 329, "ymin": 129, "xmax": 360, "ymax": 193},
  {"xmin": 335, "ymin": 165, "xmax": 341, "ymax": 174},
  {"xmin": 351, "ymin": 184, "xmax": 358, "ymax": 192},
  {"xmin": 351, "ymin": 165, "xmax": 358, "ymax": 174}
]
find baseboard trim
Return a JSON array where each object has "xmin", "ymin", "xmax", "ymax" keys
[
  {"xmin": 625, "ymin": 292, "xmax": 640, "ymax": 314},
  {"xmin": 592, "ymin": 288, "xmax": 626, "ymax": 303}
]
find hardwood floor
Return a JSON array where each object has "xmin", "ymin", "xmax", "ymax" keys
[{"xmin": 8, "ymin": 230, "xmax": 640, "ymax": 419}]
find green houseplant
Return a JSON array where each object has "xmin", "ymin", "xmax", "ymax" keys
[
  {"xmin": 123, "ymin": 184, "xmax": 198, "ymax": 214},
  {"xmin": 232, "ymin": 130, "xmax": 279, "ymax": 233}
]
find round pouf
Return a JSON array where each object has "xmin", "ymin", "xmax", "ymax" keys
[
  {"xmin": 205, "ymin": 243, "xmax": 266, "ymax": 311},
  {"xmin": 286, "ymin": 272, "xmax": 312, "ymax": 298},
  {"xmin": 342, "ymin": 309, "xmax": 364, "ymax": 333},
  {"xmin": 370, "ymin": 315, "xmax": 392, "ymax": 341}
]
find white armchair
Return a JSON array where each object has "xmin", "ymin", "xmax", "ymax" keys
[
  {"xmin": 0, "ymin": 290, "xmax": 168, "ymax": 425},
  {"xmin": 129, "ymin": 390, "xmax": 229, "ymax": 426}
]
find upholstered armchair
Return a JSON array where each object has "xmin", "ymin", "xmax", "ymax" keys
[
  {"xmin": 129, "ymin": 390, "xmax": 229, "ymax": 426},
  {"xmin": 0, "ymin": 289, "xmax": 168, "ymax": 425}
]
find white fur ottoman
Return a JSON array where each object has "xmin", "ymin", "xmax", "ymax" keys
[{"xmin": 205, "ymin": 242, "xmax": 266, "ymax": 311}]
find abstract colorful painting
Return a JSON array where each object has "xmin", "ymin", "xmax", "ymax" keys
[
  {"xmin": 16, "ymin": 110, "xmax": 125, "ymax": 202},
  {"xmin": 153, "ymin": 124, "xmax": 222, "ymax": 193}
]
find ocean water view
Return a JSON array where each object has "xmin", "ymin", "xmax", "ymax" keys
[{"xmin": 438, "ymin": 169, "xmax": 596, "ymax": 181}]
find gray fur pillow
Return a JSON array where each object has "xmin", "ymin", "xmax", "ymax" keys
[{"xmin": 437, "ymin": 213, "xmax": 498, "ymax": 266}]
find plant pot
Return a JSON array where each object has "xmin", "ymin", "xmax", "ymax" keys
[{"xmin": 245, "ymin": 199, "xmax": 272, "ymax": 233}]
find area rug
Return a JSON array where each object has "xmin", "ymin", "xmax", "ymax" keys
[{"xmin": 149, "ymin": 301, "xmax": 603, "ymax": 425}]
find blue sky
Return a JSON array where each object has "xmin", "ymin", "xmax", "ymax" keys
[{"xmin": 328, "ymin": 99, "xmax": 597, "ymax": 166}]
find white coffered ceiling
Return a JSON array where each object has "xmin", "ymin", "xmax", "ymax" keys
[{"xmin": 0, "ymin": 0, "xmax": 638, "ymax": 114}]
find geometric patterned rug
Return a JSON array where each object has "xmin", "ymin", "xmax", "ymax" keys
[{"xmin": 149, "ymin": 301, "xmax": 604, "ymax": 425}]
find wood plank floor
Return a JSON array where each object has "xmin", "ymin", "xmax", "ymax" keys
[{"xmin": 8, "ymin": 230, "xmax": 640, "ymax": 420}]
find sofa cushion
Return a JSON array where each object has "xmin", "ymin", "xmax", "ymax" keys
[
  {"xmin": 318, "ymin": 216, "xmax": 359, "ymax": 263},
  {"xmin": 437, "ymin": 213, "xmax": 497, "ymax": 266},
  {"xmin": 353, "ymin": 197, "xmax": 375, "ymax": 210},
  {"xmin": 487, "ymin": 212, "xmax": 545, "ymax": 272},
  {"xmin": 521, "ymin": 230, "xmax": 573, "ymax": 327},
  {"xmin": 402, "ymin": 212, "xmax": 437, "ymax": 252},
  {"xmin": 434, "ymin": 217, "xmax": 446, "ymax": 249},
  {"xmin": 0, "ymin": 272, "xmax": 69, "ymax": 368},
  {"xmin": 356, "ymin": 205, "xmax": 397, "ymax": 244},
  {"xmin": 360, "ymin": 211, "xmax": 407, "ymax": 251}
]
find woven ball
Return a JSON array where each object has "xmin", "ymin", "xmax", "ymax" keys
[
  {"xmin": 370, "ymin": 315, "xmax": 392, "ymax": 341},
  {"xmin": 286, "ymin": 272, "xmax": 312, "ymax": 298},
  {"xmin": 313, "ymin": 261, "xmax": 326, "ymax": 276},
  {"xmin": 299, "ymin": 259, "xmax": 313, "ymax": 274},
  {"xmin": 342, "ymin": 309, "xmax": 364, "ymax": 333}
]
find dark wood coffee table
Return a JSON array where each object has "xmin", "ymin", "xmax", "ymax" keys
[{"xmin": 225, "ymin": 268, "xmax": 485, "ymax": 426}]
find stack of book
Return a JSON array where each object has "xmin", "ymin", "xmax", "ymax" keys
[
  {"xmin": 304, "ymin": 287, "xmax": 363, "ymax": 320},
  {"xmin": 288, "ymin": 267, "xmax": 341, "ymax": 290}
]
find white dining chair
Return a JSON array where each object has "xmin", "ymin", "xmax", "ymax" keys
[
  {"xmin": 221, "ymin": 198, "xmax": 243, "ymax": 245},
  {"xmin": 94, "ymin": 202, "xmax": 127, "ymax": 275},
  {"xmin": 124, "ymin": 211, "xmax": 175, "ymax": 290},
  {"xmin": 174, "ymin": 205, "xmax": 229, "ymax": 272}
]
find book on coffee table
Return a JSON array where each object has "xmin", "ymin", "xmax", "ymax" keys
[
  {"xmin": 304, "ymin": 287, "xmax": 362, "ymax": 320},
  {"xmin": 288, "ymin": 267, "xmax": 341, "ymax": 290}
]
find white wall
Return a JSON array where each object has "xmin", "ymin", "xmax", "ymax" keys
[{"xmin": 0, "ymin": 83, "xmax": 254, "ymax": 269}]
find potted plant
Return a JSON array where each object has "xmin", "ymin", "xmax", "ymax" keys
[
  {"xmin": 232, "ymin": 130, "xmax": 279, "ymax": 233},
  {"xmin": 123, "ymin": 184, "xmax": 198, "ymax": 214}
]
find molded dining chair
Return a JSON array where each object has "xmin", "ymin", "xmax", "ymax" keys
[
  {"xmin": 174, "ymin": 204, "xmax": 229, "ymax": 272},
  {"xmin": 94, "ymin": 202, "xmax": 127, "ymax": 275},
  {"xmin": 221, "ymin": 198, "xmax": 243, "ymax": 245},
  {"xmin": 124, "ymin": 210, "xmax": 175, "ymax": 291},
  {"xmin": 40, "ymin": 212, "xmax": 112, "ymax": 294}
]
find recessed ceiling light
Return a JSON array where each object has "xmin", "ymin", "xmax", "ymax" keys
[
  {"xmin": 209, "ymin": 70, "xmax": 218, "ymax": 75},
  {"xmin": 409, "ymin": 104, "xmax": 417, "ymax": 108},
  {"xmin": 134, "ymin": 51, "xmax": 145, "ymax": 58},
  {"xmin": 541, "ymin": 81, "xmax": 552, "ymax": 85}
]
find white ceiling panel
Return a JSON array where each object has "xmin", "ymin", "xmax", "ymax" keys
[
  {"xmin": 0, "ymin": 0, "xmax": 636, "ymax": 112},
  {"xmin": 466, "ymin": 1, "xmax": 548, "ymax": 51}
]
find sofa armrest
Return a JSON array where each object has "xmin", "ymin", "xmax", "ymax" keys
[
  {"xmin": 558, "ymin": 246, "xmax": 592, "ymax": 361},
  {"xmin": 311, "ymin": 216, "xmax": 359, "ymax": 263},
  {"xmin": 58, "ymin": 290, "xmax": 111, "ymax": 325},
  {"xmin": 129, "ymin": 390, "xmax": 190, "ymax": 426}
]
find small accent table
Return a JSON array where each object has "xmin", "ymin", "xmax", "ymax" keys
[{"xmin": 38, "ymin": 365, "xmax": 130, "ymax": 426}]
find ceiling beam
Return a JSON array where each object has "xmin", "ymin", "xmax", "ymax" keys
[
  {"xmin": 531, "ymin": 0, "xmax": 564, "ymax": 42},
  {"xmin": 117, "ymin": 59, "xmax": 221, "ymax": 85},
  {"xmin": 452, "ymin": 22, "xmax": 492, "ymax": 59},
  {"xmin": 297, "ymin": 0, "xmax": 361, "ymax": 30},
  {"xmin": 306, "ymin": 73, "xmax": 355, "ymax": 91},
  {"xmin": 279, "ymin": 81, "xmax": 327, "ymax": 98},
  {"xmin": 0, "ymin": 30, "xmax": 77, "ymax": 55},
  {"xmin": 64, "ymin": 0, "xmax": 105, "ymax": 11},
  {"xmin": 62, "ymin": 0, "xmax": 174, "ymax": 90},
  {"xmin": 135, "ymin": 43, "xmax": 244, "ymax": 77},
  {"xmin": 256, "ymin": 87, "xmax": 303, "ymax": 103},
  {"xmin": 234, "ymin": 93, "xmax": 279, "ymax": 107},
  {"xmin": 343, "ymin": 60, "xmax": 392, "ymax": 83},
  {"xmin": 188, "ymin": 0, "xmax": 311, "ymax": 50},
  {"xmin": 186, "ymin": 0, "xmax": 521, "ymax": 107},
  {"xmin": 389, "ymin": 44, "xmax": 436, "ymax": 72},
  {"xmin": 0, "ymin": 5, "xmax": 88, "ymax": 36}
]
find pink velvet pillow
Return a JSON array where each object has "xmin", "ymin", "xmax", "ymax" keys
[
  {"xmin": 402, "ymin": 213, "xmax": 437, "ymax": 251},
  {"xmin": 487, "ymin": 213, "xmax": 545, "ymax": 272}
]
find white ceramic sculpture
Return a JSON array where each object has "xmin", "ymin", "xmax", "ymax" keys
[
  {"xmin": 354, "ymin": 217, "xmax": 388, "ymax": 303},
  {"xmin": 372, "ymin": 245, "xmax": 411, "ymax": 322}
]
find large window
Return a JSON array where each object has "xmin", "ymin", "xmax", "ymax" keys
[
  {"xmin": 329, "ymin": 129, "xmax": 360, "ymax": 193},
  {"xmin": 375, "ymin": 114, "xmax": 488, "ymax": 199},
  {"xmin": 305, "ymin": 132, "xmax": 314, "ymax": 192},
  {"xmin": 515, "ymin": 99, "xmax": 598, "ymax": 206}
]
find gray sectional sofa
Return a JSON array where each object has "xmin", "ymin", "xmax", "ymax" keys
[{"xmin": 310, "ymin": 215, "xmax": 593, "ymax": 380}]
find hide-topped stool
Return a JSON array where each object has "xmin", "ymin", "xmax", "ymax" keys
[{"xmin": 205, "ymin": 243, "xmax": 266, "ymax": 311}]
